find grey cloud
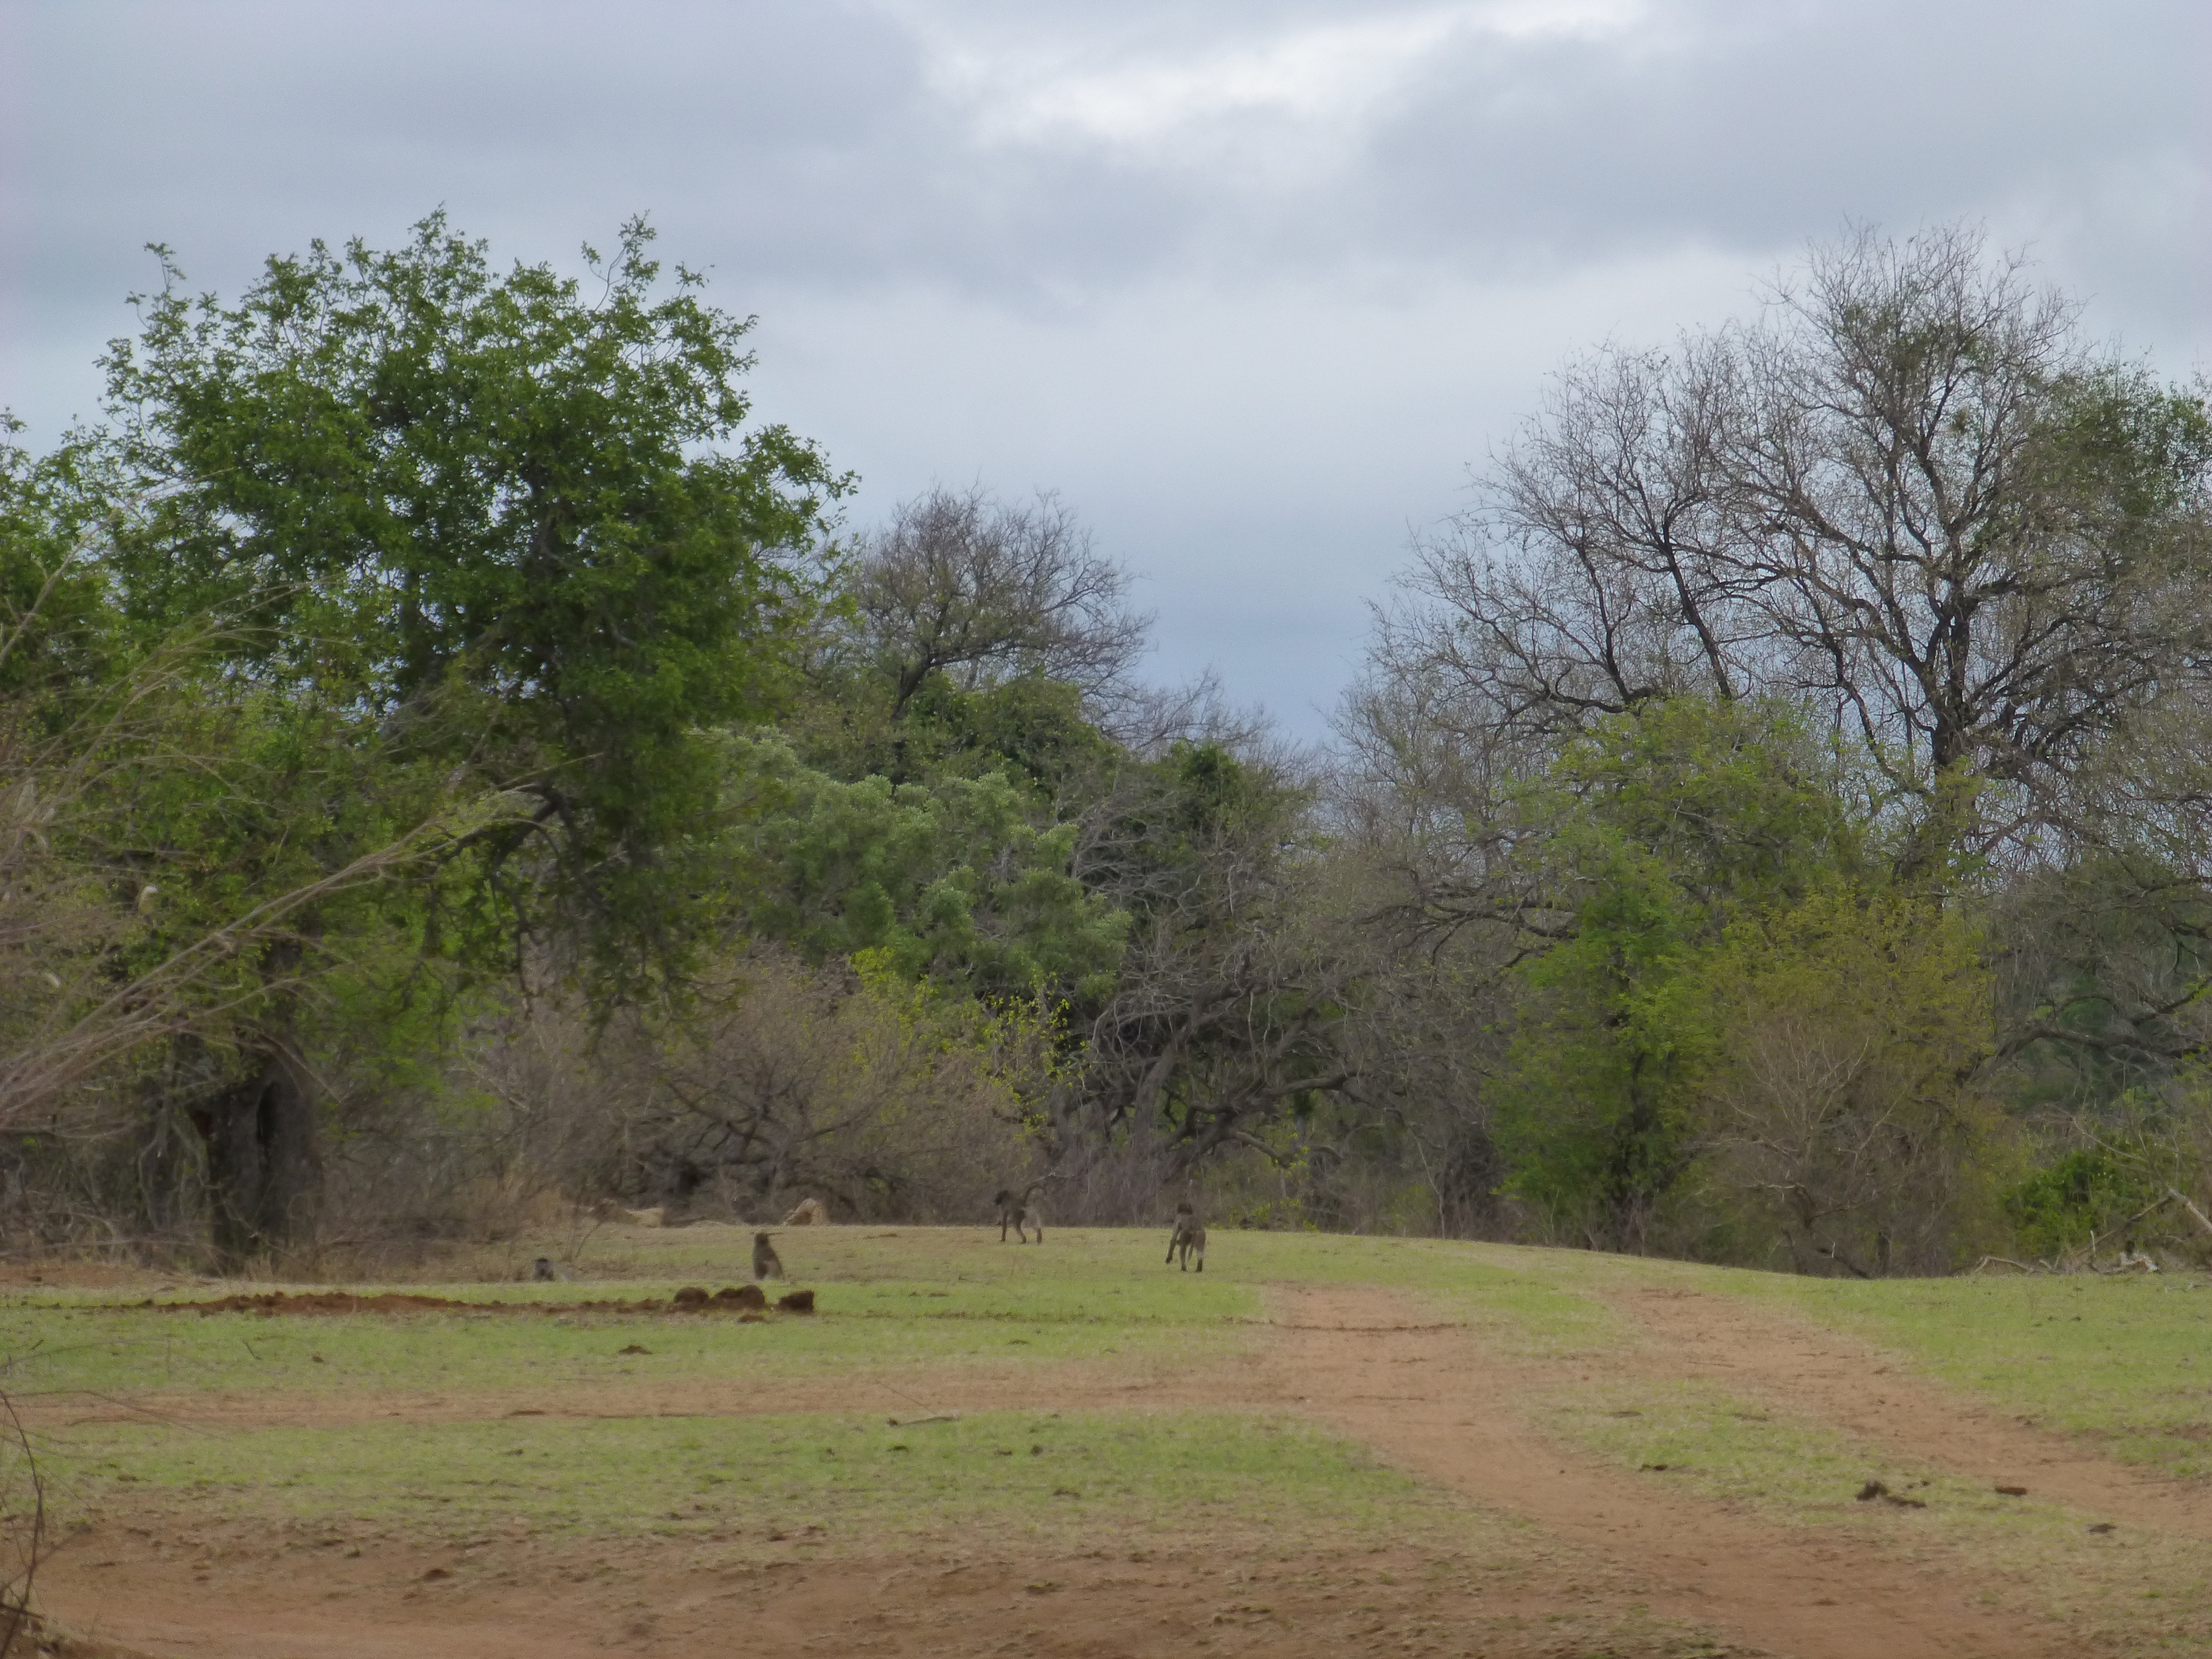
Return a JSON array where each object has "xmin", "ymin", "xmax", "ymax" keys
[
  {"xmin": 2, "ymin": 0, "xmax": 2203, "ymax": 734},
  {"xmin": 1352, "ymin": 0, "xmax": 2200, "ymax": 267},
  {"xmin": 7, "ymin": 2, "xmax": 2201, "ymax": 314}
]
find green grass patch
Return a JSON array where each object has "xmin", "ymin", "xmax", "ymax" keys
[
  {"xmin": 50, "ymin": 1408, "xmax": 1493, "ymax": 1557},
  {"xmin": 1732, "ymin": 1272, "xmax": 2212, "ymax": 1479},
  {"xmin": 1542, "ymin": 1373, "xmax": 2212, "ymax": 1653},
  {"xmin": 0, "ymin": 1227, "xmax": 1646, "ymax": 1401}
]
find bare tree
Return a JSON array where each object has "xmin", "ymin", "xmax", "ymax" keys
[
  {"xmin": 851, "ymin": 485, "xmax": 1153, "ymax": 717},
  {"xmin": 483, "ymin": 949, "xmax": 1046, "ymax": 1223},
  {"xmin": 0, "ymin": 1387, "xmax": 42, "ymax": 1659},
  {"xmin": 1386, "ymin": 223, "xmax": 2212, "ymax": 864},
  {"xmin": 1065, "ymin": 738, "xmax": 1359, "ymax": 1181},
  {"xmin": 1724, "ymin": 227, "xmax": 2210, "ymax": 846},
  {"xmin": 1385, "ymin": 337, "xmax": 1758, "ymax": 747}
]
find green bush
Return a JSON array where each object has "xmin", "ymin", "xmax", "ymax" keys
[{"xmin": 2002, "ymin": 1150, "xmax": 2159, "ymax": 1260}]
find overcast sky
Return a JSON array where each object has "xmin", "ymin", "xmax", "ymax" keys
[{"xmin": 3, "ymin": 1, "xmax": 2205, "ymax": 736}]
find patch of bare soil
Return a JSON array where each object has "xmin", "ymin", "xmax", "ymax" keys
[
  {"xmin": 32, "ymin": 1519, "xmax": 1763, "ymax": 1659},
  {"xmin": 1609, "ymin": 1285, "xmax": 2212, "ymax": 1540}
]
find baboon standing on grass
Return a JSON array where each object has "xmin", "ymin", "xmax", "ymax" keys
[
  {"xmin": 994, "ymin": 1181, "xmax": 1049, "ymax": 1243},
  {"xmin": 1167, "ymin": 1203, "xmax": 1206, "ymax": 1272},
  {"xmin": 529, "ymin": 1257, "xmax": 557, "ymax": 1283},
  {"xmin": 752, "ymin": 1231, "xmax": 785, "ymax": 1282}
]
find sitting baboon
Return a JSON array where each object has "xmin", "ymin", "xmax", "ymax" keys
[
  {"xmin": 994, "ymin": 1181, "xmax": 1048, "ymax": 1244},
  {"xmin": 783, "ymin": 1197, "xmax": 830, "ymax": 1226},
  {"xmin": 529, "ymin": 1257, "xmax": 558, "ymax": 1283},
  {"xmin": 1167, "ymin": 1206, "xmax": 1206, "ymax": 1273},
  {"xmin": 752, "ymin": 1231, "xmax": 785, "ymax": 1282}
]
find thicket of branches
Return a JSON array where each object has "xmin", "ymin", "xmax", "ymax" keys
[{"xmin": 5, "ymin": 217, "xmax": 2210, "ymax": 1277}]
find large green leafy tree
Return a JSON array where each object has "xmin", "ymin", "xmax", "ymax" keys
[
  {"xmin": 82, "ymin": 215, "xmax": 842, "ymax": 1258},
  {"xmin": 1497, "ymin": 697, "xmax": 1866, "ymax": 1250},
  {"xmin": 101, "ymin": 212, "xmax": 843, "ymax": 969}
]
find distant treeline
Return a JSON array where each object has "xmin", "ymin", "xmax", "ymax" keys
[{"xmin": 5, "ymin": 217, "xmax": 2209, "ymax": 1276}]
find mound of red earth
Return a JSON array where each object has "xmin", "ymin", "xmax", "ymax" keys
[{"xmin": 122, "ymin": 1286, "xmax": 812, "ymax": 1318}]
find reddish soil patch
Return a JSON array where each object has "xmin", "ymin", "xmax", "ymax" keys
[
  {"xmin": 33, "ymin": 1524, "xmax": 1740, "ymax": 1659},
  {"xmin": 1608, "ymin": 1285, "xmax": 2212, "ymax": 1540}
]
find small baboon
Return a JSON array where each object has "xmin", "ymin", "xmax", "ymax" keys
[
  {"xmin": 1167, "ymin": 1206, "xmax": 1206, "ymax": 1273},
  {"xmin": 994, "ymin": 1180, "xmax": 1050, "ymax": 1244},
  {"xmin": 529, "ymin": 1257, "xmax": 557, "ymax": 1283},
  {"xmin": 1164, "ymin": 1200, "xmax": 1194, "ymax": 1264},
  {"xmin": 752, "ymin": 1231, "xmax": 785, "ymax": 1282}
]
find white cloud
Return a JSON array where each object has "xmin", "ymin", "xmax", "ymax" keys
[{"xmin": 890, "ymin": 0, "xmax": 1649, "ymax": 157}]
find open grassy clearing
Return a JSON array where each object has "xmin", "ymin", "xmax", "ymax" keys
[
  {"xmin": 7, "ymin": 1226, "xmax": 2206, "ymax": 1445},
  {"xmin": 0, "ymin": 1227, "xmax": 1629, "ymax": 1403},
  {"xmin": 14, "ymin": 1232, "xmax": 1749, "ymax": 1659},
  {"xmin": 8, "ymin": 1226, "xmax": 2212, "ymax": 1657}
]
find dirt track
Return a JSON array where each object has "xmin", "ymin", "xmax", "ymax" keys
[
  {"xmin": 33, "ymin": 1281, "xmax": 2204, "ymax": 1658},
  {"xmin": 1609, "ymin": 1284, "xmax": 2212, "ymax": 1542}
]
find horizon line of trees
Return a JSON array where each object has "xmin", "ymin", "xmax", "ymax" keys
[{"xmin": 5, "ymin": 215, "xmax": 2209, "ymax": 1277}]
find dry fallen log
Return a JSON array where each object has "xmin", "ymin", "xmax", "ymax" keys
[{"xmin": 2168, "ymin": 1188, "xmax": 2212, "ymax": 1240}]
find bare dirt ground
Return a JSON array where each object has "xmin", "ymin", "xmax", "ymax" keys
[
  {"xmin": 36, "ymin": 1522, "xmax": 1732, "ymax": 1659},
  {"xmin": 27, "ymin": 1281, "xmax": 2196, "ymax": 1658}
]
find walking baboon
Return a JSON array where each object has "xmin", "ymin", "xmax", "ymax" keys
[
  {"xmin": 1167, "ymin": 1206, "xmax": 1206, "ymax": 1272},
  {"xmin": 529, "ymin": 1257, "xmax": 557, "ymax": 1283},
  {"xmin": 994, "ymin": 1181, "xmax": 1048, "ymax": 1244},
  {"xmin": 1164, "ymin": 1200, "xmax": 1194, "ymax": 1264},
  {"xmin": 752, "ymin": 1231, "xmax": 785, "ymax": 1282}
]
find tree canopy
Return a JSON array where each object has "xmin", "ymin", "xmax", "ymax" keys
[{"xmin": 6, "ymin": 217, "xmax": 2212, "ymax": 1277}]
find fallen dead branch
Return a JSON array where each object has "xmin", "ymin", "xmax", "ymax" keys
[{"xmin": 2168, "ymin": 1188, "xmax": 2212, "ymax": 1240}]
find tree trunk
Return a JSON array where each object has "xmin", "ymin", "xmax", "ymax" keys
[{"xmin": 193, "ymin": 1046, "xmax": 321, "ymax": 1269}]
